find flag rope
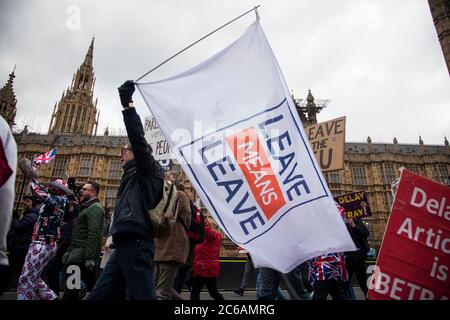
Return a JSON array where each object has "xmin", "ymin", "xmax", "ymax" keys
[{"xmin": 135, "ymin": 5, "xmax": 261, "ymax": 82}]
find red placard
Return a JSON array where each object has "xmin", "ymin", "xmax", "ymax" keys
[{"xmin": 368, "ymin": 169, "xmax": 450, "ymax": 300}]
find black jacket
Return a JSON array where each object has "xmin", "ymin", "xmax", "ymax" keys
[
  {"xmin": 10, "ymin": 207, "xmax": 39, "ymax": 251},
  {"xmin": 57, "ymin": 204, "xmax": 79, "ymax": 256},
  {"xmin": 110, "ymin": 107, "xmax": 164, "ymax": 243},
  {"xmin": 346, "ymin": 219, "xmax": 370, "ymax": 261}
]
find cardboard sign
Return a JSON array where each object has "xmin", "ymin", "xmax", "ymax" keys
[
  {"xmin": 367, "ymin": 169, "xmax": 450, "ymax": 300},
  {"xmin": 334, "ymin": 191, "xmax": 372, "ymax": 219},
  {"xmin": 144, "ymin": 115, "xmax": 172, "ymax": 161},
  {"xmin": 306, "ymin": 116, "xmax": 345, "ymax": 172}
]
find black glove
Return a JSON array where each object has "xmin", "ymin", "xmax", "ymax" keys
[{"xmin": 118, "ymin": 80, "xmax": 135, "ymax": 108}]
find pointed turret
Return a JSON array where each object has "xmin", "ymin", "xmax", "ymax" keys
[
  {"xmin": 0, "ymin": 65, "xmax": 18, "ymax": 127},
  {"xmin": 306, "ymin": 89, "xmax": 317, "ymax": 124}
]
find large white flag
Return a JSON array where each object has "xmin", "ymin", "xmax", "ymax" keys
[{"xmin": 136, "ymin": 20, "xmax": 355, "ymax": 272}]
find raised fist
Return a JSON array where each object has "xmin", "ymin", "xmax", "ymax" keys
[{"xmin": 118, "ymin": 80, "xmax": 135, "ymax": 108}]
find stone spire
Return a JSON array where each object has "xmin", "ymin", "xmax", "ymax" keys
[
  {"xmin": 306, "ymin": 89, "xmax": 317, "ymax": 124},
  {"xmin": 0, "ymin": 66, "xmax": 18, "ymax": 127},
  {"xmin": 83, "ymin": 35, "xmax": 95, "ymax": 69},
  {"xmin": 49, "ymin": 37, "xmax": 99, "ymax": 135}
]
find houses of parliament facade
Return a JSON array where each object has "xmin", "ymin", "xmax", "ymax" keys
[{"xmin": 1, "ymin": 1, "xmax": 449, "ymax": 256}]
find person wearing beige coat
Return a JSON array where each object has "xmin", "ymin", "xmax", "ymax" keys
[{"xmin": 154, "ymin": 171, "xmax": 191, "ymax": 300}]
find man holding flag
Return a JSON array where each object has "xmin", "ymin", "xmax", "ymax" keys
[
  {"xmin": 16, "ymin": 160, "xmax": 72, "ymax": 300},
  {"xmin": 87, "ymin": 81, "xmax": 164, "ymax": 300}
]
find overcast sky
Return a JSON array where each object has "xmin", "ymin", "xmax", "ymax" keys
[{"xmin": 1, "ymin": 0, "xmax": 449, "ymax": 144}]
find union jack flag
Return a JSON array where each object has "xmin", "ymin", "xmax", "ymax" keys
[{"xmin": 33, "ymin": 148, "xmax": 56, "ymax": 165}]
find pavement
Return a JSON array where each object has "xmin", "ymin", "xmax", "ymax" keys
[{"xmin": 0, "ymin": 287, "xmax": 366, "ymax": 300}]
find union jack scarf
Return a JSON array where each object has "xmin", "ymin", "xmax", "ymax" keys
[
  {"xmin": 33, "ymin": 148, "xmax": 56, "ymax": 165},
  {"xmin": 307, "ymin": 202, "xmax": 349, "ymax": 285}
]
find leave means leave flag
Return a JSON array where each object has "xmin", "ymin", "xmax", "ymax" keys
[
  {"xmin": 136, "ymin": 20, "xmax": 355, "ymax": 272},
  {"xmin": 33, "ymin": 148, "xmax": 56, "ymax": 165}
]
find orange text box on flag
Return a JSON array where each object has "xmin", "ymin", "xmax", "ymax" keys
[{"xmin": 226, "ymin": 127, "xmax": 286, "ymax": 220}]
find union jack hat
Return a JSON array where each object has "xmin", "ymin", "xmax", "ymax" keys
[{"xmin": 48, "ymin": 178, "xmax": 72, "ymax": 196}]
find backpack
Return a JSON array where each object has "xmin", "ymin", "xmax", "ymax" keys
[
  {"xmin": 187, "ymin": 202, "xmax": 205, "ymax": 245},
  {"xmin": 148, "ymin": 180, "xmax": 179, "ymax": 239},
  {"xmin": 180, "ymin": 193, "xmax": 205, "ymax": 245}
]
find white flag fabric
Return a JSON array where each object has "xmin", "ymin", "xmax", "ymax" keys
[
  {"xmin": 0, "ymin": 115, "xmax": 17, "ymax": 266},
  {"xmin": 136, "ymin": 21, "xmax": 355, "ymax": 272}
]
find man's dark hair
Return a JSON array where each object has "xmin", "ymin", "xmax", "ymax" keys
[
  {"xmin": 87, "ymin": 181, "xmax": 100, "ymax": 195},
  {"xmin": 24, "ymin": 195, "xmax": 42, "ymax": 207}
]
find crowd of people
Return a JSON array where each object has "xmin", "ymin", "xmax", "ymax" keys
[
  {"xmin": 232, "ymin": 210, "xmax": 370, "ymax": 301},
  {"xmin": 0, "ymin": 80, "xmax": 370, "ymax": 300}
]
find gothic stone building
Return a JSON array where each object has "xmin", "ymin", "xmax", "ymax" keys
[
  {"xmin": 428, "ymin": 0, "xmax": 450, "ymax": 74},
  {"xmin": 7, "ymin": 38, "xmax": 198, "ymax": 225},
  {"xmin": 6, "ymin": 38, "xmax": 450, "ymax": 257}
]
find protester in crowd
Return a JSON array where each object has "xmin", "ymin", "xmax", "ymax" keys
[
  {"xmin": 173, "ymin": 206, "xmax": 205, "ymax": 296},
  {"xmin": 2, "ymin": 195, "xmax": 39, "ymax": 292},
  {"xmin": 87, "ymin": 80, "xmax": 164, "ymax": 300},
  {"xmin": 233, "ymin": 250, "xmax": 254, "ymax": 297},
  {"xmin": 103, "ymin": 207, "xmax": 112, "ymax": 238},
  {"xmin": 345, "ymin": 217, "xmax": 370, "ymax": 298},
  {"xmin": 255, "ymin": 268, "xmax": 288, "ymax": 300},
  {"xmin": 16, "ymin": 172, "xmax": 71, "ymax": 300},
  {"xmin": 306, "ymin": 203, "xmax": 350, "ymax": 300},
  {"xmin": 0, "ymin": 115, "xmax": 17, "ymax": 296},
  {"xmin": 99, "ymin": 216, "xmax": 114, "ymax": 272},
  {"xmin": 299, "ymin": 261, "xmax": 313, "ymax": 294},
  {"xmin": 153, "ymin": 171, "xmax": 191, "ymax": 300},
  {"xmin": 173, "ymin": 261, "xmax": 192, "ymax": 296},
  {"xmin": 46, "ymin": 199, "xmax": 80, "ymax": 294},
  {"xmin": 62, "ymin": 181, "xmax": 104, "ymax": 300},
  {"xmin": 190, "ymin": 217, "xmax": 224, "ymax": 300},
  {"xmin": 257, "ymin": 266, "xmax": 310, "ymax": 300},
  {"xmin": 308, "ymin": 252, "xmax": 348, "ymax": 300}
]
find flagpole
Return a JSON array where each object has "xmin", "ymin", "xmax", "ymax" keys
[
  {"xmin": 14, "ymin": 152, "xmax": 38, "ymax": 215},
  {"xmin": 14, "ymin": 176, "xmax": 27, "ymax": 215},
  {"xmin": 135, "ymin": 5, "xmax": 261, "ymax": 82},
  {"xmin": 15, "ymin": 153, "xmax": 40, "ymax": 214}
]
